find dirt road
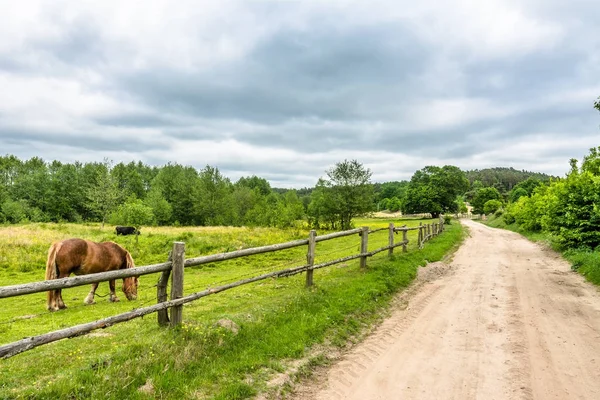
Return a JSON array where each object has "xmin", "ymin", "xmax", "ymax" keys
[{"xmin": 292, "ymin": 220, "xmax": 600, "ymax": 400}]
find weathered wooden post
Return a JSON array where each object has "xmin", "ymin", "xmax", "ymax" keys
[
  {"xmin": 306, "ymin": 230, "xmax": 316, "ymax": 287},
  {"xmin": 402, "ymin": 224, "xmax": 408, "ymax": 253},
  {"xmin": 360, "ymin": 226, "xmax": 369, "ymax": 269},
  {"xmin": 170, "ymin": 241, "xmax": 185, "ymax": 327},
  {"xmin": 157, "ymin": 251, "xmax": 172, "ymax": 326},
  {"xmin": 388, "ymin": 223, "xmax": 394, "ymax": 257},
  {"xmin": 418, "ymin": 222, "xmax": 423, "ymax": 248}
]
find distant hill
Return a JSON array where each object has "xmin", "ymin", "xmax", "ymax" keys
[{"xmin": 465, "ymin": 167, "xmax": 555, "ymax": 192}]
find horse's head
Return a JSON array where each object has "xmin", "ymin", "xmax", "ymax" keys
[{"xmin": 122, "ymin": 276, "xmax": 138, "ymax": 300}]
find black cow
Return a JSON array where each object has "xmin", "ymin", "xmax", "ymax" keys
[{"xmin": 115, "ymin": 226, "xmax": 139, "ymax": 236}]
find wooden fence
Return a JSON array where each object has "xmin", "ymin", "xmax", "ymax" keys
[{"xmin": 0, "ymin": 217, "xmax": 445, "ymax": 359}]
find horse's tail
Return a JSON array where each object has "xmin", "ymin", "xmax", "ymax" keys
[
  {"xmin": 45, "ymin": 242, "xmax": 62, "ymax": 280},
  {"xmin": 45, "ymin": 241, "xmax": 62, "ymax": 309}
]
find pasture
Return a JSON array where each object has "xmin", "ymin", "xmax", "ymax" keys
[{"xmin": 0, "ymin": 218, "xmax": 464, "ymax": 399}]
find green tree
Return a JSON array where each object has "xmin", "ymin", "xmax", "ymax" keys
[
  {"xmin": 2, "ymin": 199, "xmax": 27, "ymax": 223},
  {"xmin": 144, "ymin": 187, "xmax": 172, "ymax": 225},
  {"xmin": 86, "ymin": 160, "xmax": 119, "ymax": 228},
  {"xmin": 471, "ymin": 187, "xmax": 502, "ymax": 215},
  {"xmin": 404, "ymin": 166, "xmax": 469, "ymax": 218},
  {"xmin": 112, "ymin": 162, "xmax": 146, "ymax": 201},
  {"xmin": 387, "ymin": 196, "xmax": 402, "ymax": 212},
  {"xmin": 194, "ymin": 166, "xmax": 234, "ymax": 226},
  {"xmin": 509, "ymin": 187, "xmax": 528, "ymax": 203},
  {"xmin": 323, "ymin": 160, "xmax": 374, "ymax": 230},
  {"xmin": 236, "ymin": 176, "xmax": 271, "ymax": 196},
  {"xmin": 152, "ymin": 164, "xmax": 198, "ymax": 225},
  {"xmin": 483, "ymin": 199, "xmax": 503, "ymax": 215},
  {"xmin": 307, "ymin": 179, "xmax": 332, "ymax": 229},
  {"xmin": 111, "ymin": 197, "xmax": 155, "ymax": 228},
  {"xmin": 582, "ymin": 146, "xmax": 600, "ymax": 176}
]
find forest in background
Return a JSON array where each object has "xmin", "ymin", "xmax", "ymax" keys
[{"xmin": 0, "ymin": 153, "xmax": 552, "ymax": 230}]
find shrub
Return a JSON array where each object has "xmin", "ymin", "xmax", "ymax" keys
[
  {"xmin": 2, "ymin": 200, "xmax": 27, "ymax": 223},
  {"xmin": 503, "ymin": 212, "xmax": 516, "ymax": 224},
  {"xmin": 483, "ymin": 199, "xmax": 503, "ymax": 215},
  {"xmin": 444, "ymin": 214, "xmax": 452, "ymax": 225}
]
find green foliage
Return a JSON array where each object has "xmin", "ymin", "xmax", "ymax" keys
[
  {"xmin": 509, "ymin": 187, "xmax": 528, "ymax": 203},
  {"xmin": 483, "ymin": 199, "xmax": 503, "ymax": 215},
  {"xmin": 455, "ymin": 195, "xmax": 468, "ymax": 213},
  {"xmin": 564, "ymin": 249, "xmax": 600, "ymax": 285},
  {"xmin": 471, "ymin": 187, "xmax": 502, "ymax": 215},
  {"xmin": 144, "ymin": 187, "xmax": 173, "ymax": 225},
  {"xmin": 236, "ymin": 175, "xmax": 271, "ymax": 196},
  {"xmin": 502, "ymin": 145, "xmax": 600, "ymax": 249},
  {"xmin": 194, "ymin": 166, "xmax": 235, "ymax": 226},
  {"xmin": 503, "ymin": 211, "xmax": 516, "ymax": 225},
  {"xmin": 465, "ymin": 167, "xmax": 553, "ymax": 193},
  {"xmin": 85, "ymin": 159, "xmax": 119, "ymax": 228},
  {"xmin": 1, "ymin": 199, "xmax": 27, "ymax": 223},
  {"xmin": 310, "ymin": 160, "xmax": 374, "ymax": 230},
  {"xmin": 110, "ymin": 197, "xmax": 155, "ymax": 228},
  {"xmin": 403, "ymin": 165, "xmax": 469, "ymax": 218},
  {"xmin": 387, "ymin": 197, "xmax": 402, "ymax": 212}
]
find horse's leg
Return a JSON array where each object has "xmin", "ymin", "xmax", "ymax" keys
[
  {"xmin": 56, "ymin": 272, "xmax": 70, "ymax": 309},
  {"xmin": 109, "ymin": 280, "xmax": 120, "ymax": 302},
  {"xmin": 84, "ymin": 283, "xmax": 99, "ymax": 305},
  {"xmin": 47, "ymin": 289, "xmax": 60, "ymax": 311}
]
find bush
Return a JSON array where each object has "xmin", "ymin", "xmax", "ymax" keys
[
  {"xmin": 2, "ymin": 200, "xmax": 27, "ymax": 223},
  {"xmin": 503, "ymin": 212, "xmax": 516, "ymax": 224},
  {"xmin": 483, "ymin": 199, "xmax": 503, "ymax": 215},
  {"xmin": 444, "ymin": 214, "xmax": 452, "ymax": 225},
  {"xmin": 494, "ymin": 209, "xmax": 503, "ymax": 217}
]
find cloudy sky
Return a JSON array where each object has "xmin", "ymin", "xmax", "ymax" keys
[{"xmin": 1, "ymin": 0, "xmax": 599, "ymax": 188}]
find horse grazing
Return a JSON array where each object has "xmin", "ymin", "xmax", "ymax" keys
[{"xmin": 45, "ymin": 239, "xmax": 138, "ymax": 311}]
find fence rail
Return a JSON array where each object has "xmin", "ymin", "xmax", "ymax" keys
[{"xmin": 0, "ymin": 217, "xmax": 446, "ymax": 359}]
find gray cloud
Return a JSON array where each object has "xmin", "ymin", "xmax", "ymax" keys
[{"xmin": 0, "ymin": 0, "xmax": 598, "ymax": 188}]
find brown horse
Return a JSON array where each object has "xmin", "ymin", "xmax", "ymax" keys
[{"xmin": 45, "ymin": 239, "xmax": 138, "ymax": 311}]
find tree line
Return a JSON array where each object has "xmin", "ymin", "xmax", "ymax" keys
[
  {"xmin": 0, "ymin": 143, "xmax": 577, "ymax": 231},
  {"xmin": 0, "ymin": 157, "xmax": 377, "ymax": 230}
]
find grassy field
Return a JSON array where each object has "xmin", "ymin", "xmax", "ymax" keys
[
  {"xmin": 0, "ymin": 218, "xmax": 465, "ymax": 399},
  {"xmin": 483, "ymin": 214, "xmax": 600, "ymax": 286}
]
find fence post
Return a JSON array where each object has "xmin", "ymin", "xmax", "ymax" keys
[
  {"xmin": 157, "ymin": 252, "xmax": 172, "ymax": 326},
  {"xmin": 170, "ymin": 242, "xmax": 185, "ymax": 327},
  {"xmin": 388, "ymin": 223, "xmax": 394, "ymax": 257},
  {"xmin": 402, "ymin": 224, "xmax": 408, "ymax": 253},
  {"xmin": 306, "ymin": 230, "xmax": 316, "ymax": 287},
  {"xmin": 360, "ymin": 226, "xmax": 369, "ymax": 269},
  {"xmin": 418, "ymin": 222, "xmax": 423, "ymax": 248}
]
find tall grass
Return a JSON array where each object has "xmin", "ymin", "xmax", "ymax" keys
[{"xmin": 0, "ymin": 219, "xmax": 464, "ymax": 399}]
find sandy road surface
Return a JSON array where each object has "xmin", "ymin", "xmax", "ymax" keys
[{"xmin": 291, "ymin": 220, "xmax": 600, "ymax": 400}]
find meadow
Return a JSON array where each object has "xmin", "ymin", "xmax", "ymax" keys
[{"xmin": 0, "ymin": 217, "xmax": 464, "ymax": 399}]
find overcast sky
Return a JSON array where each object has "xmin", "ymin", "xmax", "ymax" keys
[{"xmin": 1, "ymin": 0, "xmax": 599, "ymax": 188}]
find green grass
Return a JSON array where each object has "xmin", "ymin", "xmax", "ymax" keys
[
  {"xmin": 0, "ymin": 219, "xmax": 464, "ymax": 399},
  {"xmin": 483, "ymin": 214, "xmax": 600, "ymax": 286}
]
